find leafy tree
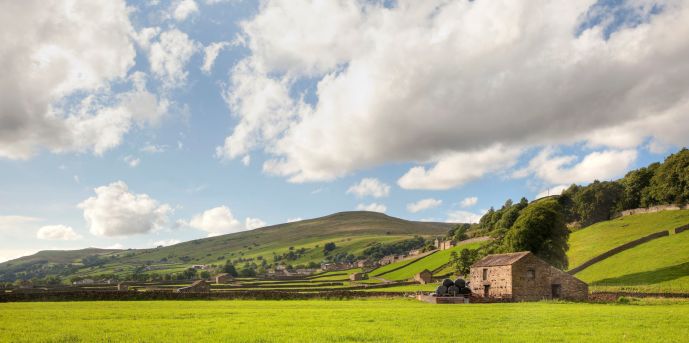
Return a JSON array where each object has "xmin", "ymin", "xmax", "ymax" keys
[
  {"xmin": 323, "ymin": 242, "xmax": 337, "ymax": 255},
  {"xmin": 238, "ymin": 267, "xmax": 256, "ymax": 277},
  {"xmin": 645, "ymin": 149, "xmax": 689, "ymax": 205},
  {"xmin": 573, "ymin": 181, "xmax": 624, "ymax": 227},
  {"xmin": 199, "ymin": 270, "xmax": 211, "ymax": 279},
  {"xmin": 450, "ymin": 248, "xmax": 481, "ymax": 276},
  {"xmin": 501, "ymin": 198, "xmax": 569, "ymax": 269},
  {"xmin": 223, "ymin": 262, "xmax": 238, "ymax": 276},
  {"xmin": 619, "ymin": 164, "xmax": 658, "ymax": 209}
]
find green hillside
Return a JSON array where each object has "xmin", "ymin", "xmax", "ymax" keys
[
  {"xmin": 576, "ymin": 230, "xmax": 689, "ymax": 293},
  {"xmin": 0, "ymin": 211, "xmax": 454, "ymax": 282},
  {"xmin": 377, "ymin": 241, "xmax": 484, "ymax": 281},
  {"xmin": 567, "ymin": 210, "xmax": 689, "ymax": 269}
]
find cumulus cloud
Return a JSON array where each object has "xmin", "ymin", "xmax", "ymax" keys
[
  {"xmin": 79, "ymin": 181, "xmax": 172, "ymax": 237},
  {"xmin": 346, "ymin": 178, "xmax": 390, "ymax": 198},
  {"xmin": 446, "ymin": 210, "xmax": 483, "ymax": 224},
  {"xmin": 172, "ymin": 0, "xmax": 199, "ymax": 21},
  {"xmin": 147, "ymin": 29, "xmax": 198, "ymax": 88},
  {"xmin": 407, "ymin": 198, "xmax": 442, "ymax": 213},
  {"xmin": 216, "ymin": 0, "xmax": 689, "ymax": 184},
  {"xmin": 460, "ymin": 197, "xmax": 478, "ymax": 208},
  {"xmin": 513, "ymin": 148, "xmax": 638, "ymax": 185},
  {"xmin": 201, "ymin": 41, "xmax": 231, "ymax": 74},
  {"xmin": 398, "ymin": 145, "xmax": 522, "ymax": 190},
  {"xmin": 0, "ymin": 0, "xmax": 172, "ymax": 160},
  {"xmin": 185, "ymin": 206, "xmax": 264, "ymax": 236},
  {"xmin": 356, "ymin": 203, "xmax": 387, "ymax": 213},
  {"xmin": 36, "ymin": 225, "xmax": 81, "ymax": 240}
]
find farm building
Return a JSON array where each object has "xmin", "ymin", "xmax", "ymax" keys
[
  {"xmin": 414, "ymin": 269, "xmax": 433, "ymax": 284},
  {"xmin": 356, "ymin": 259, "xmax": 377, "ymax": 268},
  {"xmin": 215, "ymin": 273, "xmax": 234, "ymax": 284},
  {"xmin": 434, "ymin": 238, "xmax": 455, "ymax": 251},
  {"xmin": 117, "ymin": 282, "xmax": 129, "ymax": 291},
  {"xmin": 470, "ymin": 251, "xmax": 588, "ymax": 301},
  {"xmin": 176, "ymin": 280, "xmax": 211, "ymax": 293},
  {"xmin": 349, "ymin": 272, "xmax": 367, "ymax": 281},
  {"xmin": 379, "ymin": 255, "xmax": 403, "ymax": 265},
  {"xmin": 18, "ymin": 280, "xmax": 33, "ymax": 289},
  {"xmin": 72, "ymin": 278, "xmax": 95, "ymax": 286}
]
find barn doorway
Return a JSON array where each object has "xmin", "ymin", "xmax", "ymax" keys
[
  {"xmin": 551, "ymin": 284, "xmax": 561, "ymax": 299},
  {"xmin": 483, "ymin": 285, "xmax": 490, "ymax": 298}
]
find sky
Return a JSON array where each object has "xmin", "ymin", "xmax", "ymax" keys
[{"xmin": 1, "ymin": 0, "xmax": 689, "ymax": 262}]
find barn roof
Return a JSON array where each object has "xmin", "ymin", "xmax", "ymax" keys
[{"xmin": 471, "ymin": 251, "xmax": 531, "ymax": 267}]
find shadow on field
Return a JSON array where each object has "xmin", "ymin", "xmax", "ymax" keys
[{"xmin": 592, "ymin": 261, "xmax": 689, "ymax": 285}]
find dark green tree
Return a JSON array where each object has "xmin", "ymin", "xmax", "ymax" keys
[
  {"xmin": 501, "ymin": 198, "xmax": 569, "ymax": 269},
  {"xmin": 645, "ymin": 149, "xmax": 689, "ymax": 205},
  {"xmin": 450, "ymin": 248, "xmax": 481, "ymax": 276},
  {"xmin": 223, "ymin": 262, "xmax": 238, "ymax": 277},
  {"xmin": 323, "ymin": 242, "xmax": 337, "ymax": 255},
  {"xmin": 619, "ymin": 164, "xmax": 658, "ymax": 209},
  {"xmin": 573, "ymin": 181, "xmax": 624, "ymax": 227}
]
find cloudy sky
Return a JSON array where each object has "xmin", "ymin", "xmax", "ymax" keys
[{"xmin": 1, "ymin": 0, "xmax": 688, "ymax": 262}]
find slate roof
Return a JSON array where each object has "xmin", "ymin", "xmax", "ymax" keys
[{"xmin": 471, "ymin": 251, "xmax": 531, "ymax": 267}]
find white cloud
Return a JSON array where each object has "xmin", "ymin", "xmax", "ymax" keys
[
  {"xmin": 172, "ymin": 0, "xmax": 199, "ymax": 21},
  {"xmin": 346, "ymin": 178, "xmax": 390, "ymax": 198},
  {"xmin": 0, "ymin": 0, "xmax": 171, "ymax": 160},
  {"xmin": 356, "ymin": 203, "xmax": 387, "ymax": 213},
  {"xmin": 407, "ymin": 198, "xmax": 442, "ymax": 213},
  {"xmin": 241, "ymin": 155, "xmax": 251, "ymax": 166},
  {"xmin": 105, "ymin": 243, "xmax": 124, "ymax": 250},
  {"xmin": 460, "ymin": 197, "xmax": 478, "ymax": 208},
  {"xmin": 202, "ymin": 41, "xmax": 230, "ymax": 74},
  {"xmin": 147, "ymin": 29, "xmax": 198, "ymax": 88},
  {"xmin": 153, "ymin": 239, "xmax": 181, "ymax": 247},
  {"xmin": 185, "ymin": 206, "xmax": 264, "ymax": 236},
  {"xmin": 141, "ymin": 144, "xmax": 167, "ymax": 153},
  {"xmin": 398, "ymin": 145, "xmax": 521, "ymax": 190},
  {"xmin": 124, "ymin": 155, "xmax": 141, "ymax": 168},
  {"xmin": 513, "ymin": 148, "xmax": 638, "ymax": 185},
  {"xmin": 286, "ymin": 217, "xmax": 303, "ymax": 223},
  {"xmin": 245, "ymin": 217, "xmax": 266, "ymax": 230},
  {"xmin": 535, "ymin": 185, "xmax": 570, "ymax": 199},
  {"xmin": 36, "ymin": 225, "xmax": 81, "ymax": 240},
  {"xmin": 79, "ymin": 181, "xmax": 172, "ymax": 237},
  {"xmin": 446, "ymin": 210, "xmax": 483, "ymax": 224},
  {"xmin": 216, "ymin": 0, "xmax": 689, "ymax": 183}
]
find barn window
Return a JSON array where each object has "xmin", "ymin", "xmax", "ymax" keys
[
  {"xmin": 526, "ymin": 269, "xmax": 535, "ymax": 280},
  {"xmin": 482, "ymin": 268, "xmax": 488, "ymax": 280}
]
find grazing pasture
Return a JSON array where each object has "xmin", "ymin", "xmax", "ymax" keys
[{"xmin": 1, "ymin": 300, "xmax": 688, "ymax": 342}]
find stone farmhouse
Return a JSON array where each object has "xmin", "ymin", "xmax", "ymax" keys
[
  {"xmin": 434, "ymin": 238, "xmax": 456, "ymax": 251},
  {"xmin": 176, "ymin": 279, "xmax": 211, "ymax": 293},
  {"xmin": 414, "ymin": 269, "xmax": 433, "ymax": 284},
  {"xmin": 215, "ymin": 273, "xmax": 234, "ymax": 284},
  {"xmin": 470, "ymin": 251, "xmax": 588, "ymax": 301},
  {"xmin": 349, "ymin": 272, "xmax": 367, "ymax": 281}
]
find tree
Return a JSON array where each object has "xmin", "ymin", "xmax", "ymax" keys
[
  {"xmin": 450, "ymin": 248, "xmax": 480, "ymax": 276},
  {"xmin": 619, "ymin": 164, "xmax": 657, "ymax": 209},
  {"xmin": 223, "ymin": 262, "xmax": 238, "ymax": 277},
  {"xmin": 645, "ymin": 149, "xmax": 689, "ymax": 206},
  {"xmin": 573, "ymin": 181, "xmax": 624, "ymax": 227},
  {"xmin": 323, "ymin": 242, "xmax": 337, "ymax": 255},
  {"xmin": 501, "ymin": 198, "xmax": 569, "ymax": 269},
  {"xmin": 199, "ymin": 270, "xmax": 211, "ymax": 279}
]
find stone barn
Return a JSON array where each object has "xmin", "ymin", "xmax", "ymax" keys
[
  {"xmin": 414, "ymin": 269, "xmax": 433, "ymax": 284},
  {"xmin": 176, "ymin": 280, "xmax": 211, "ymax": 293},
  {"xmin": 470, "ymin": 251, "xmax": 588, "ymax": 301},
  {"xmin": 215, "ymin": 273, "xmax": 234, "ymax": 284},
  {"xmin": 349, "ymin": 272, "xmax": 367, "ymax": 281},
  {"xmin": 117, "ymin": 282, "xmax": 129, "ymax": 291}
]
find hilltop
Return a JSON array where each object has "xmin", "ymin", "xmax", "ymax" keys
[{"xmin": 0, "ymin": 211, "xmax": 454, "ymax": 282}]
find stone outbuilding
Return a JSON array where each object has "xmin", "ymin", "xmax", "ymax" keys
[
  {"xmin": 470, "ymin": 251, "xmax": 588, "ymax": 301},
  {"xmin": 349, "ymin": 272, "xmax": 367, "ymax": 281},
  {"xmin": 215, "ymin": 273, "xmax": 234, "ymax": 284},
  {"xmin": 176, "ymin": 279, "xmax": 211, "ymax": 293},
  {"xmin": 117, "ymin": 282, "xmax": 129, "ymax": 291},
  {"xmin": 414, "ymin": 269, "xmax": 433, "ymax": 284}
]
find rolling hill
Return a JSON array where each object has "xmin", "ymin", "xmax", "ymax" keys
[{"xmin": 0, "ymin": 211, "xmax": 454, "ymax": 282}]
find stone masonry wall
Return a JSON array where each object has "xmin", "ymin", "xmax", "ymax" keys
[{"xmin": 470, "ymin": 265, "xmax": 512, "ymax": 299}]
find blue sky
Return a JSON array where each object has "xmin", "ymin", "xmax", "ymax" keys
[{"xmin": 1, "ymin": 0, "xmax": 688, "ymax": 262}]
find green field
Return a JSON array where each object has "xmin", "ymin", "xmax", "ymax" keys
[
  {"xmin": 380, "ymin": 242, "xmax": 484, "ymax": 281},
  {"xmin": 577, "ymin": 230, "xmax": 689, "ymax": 293},
  {"xmin": 2, "ymin": 300, "xmax": 689, "ymax": 342},
  {"xmin": 567, "ymin": 210, "xmax": 689, "ymax": 269}
]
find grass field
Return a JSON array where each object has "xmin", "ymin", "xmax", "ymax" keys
[
  {"xmin": 2, "ymin": 300, "xmax": 689, "ymax": 342},
  {"xmin": 577, "ymin": 230, "xmax": 689, "ymax": 293},
  {"xmin": 567, "ymin": 210, "xmax": 689, "ymax": 269},
  {"xmin": 381, "ymin": 242, "xmax": 484, "ymax": 280}
]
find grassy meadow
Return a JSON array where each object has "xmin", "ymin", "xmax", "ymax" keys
[
  {"xmin": 567, "ymin": 210, "xmax": 689, "ymax": 269},
  {"xmin": 2, "ymin": 299, "xmax": 689, "ymax": 342}
]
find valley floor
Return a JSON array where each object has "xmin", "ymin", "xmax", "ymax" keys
[{"xmin": 1, "ymin": 299, "xmax": 688, "ymax": 342}]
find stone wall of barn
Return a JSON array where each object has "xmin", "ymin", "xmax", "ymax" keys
[
  {"xmin": 511, "ymin": 254, "xmax": 588, "ymax": 301},
  {"xmin": 469, "ymin": 265, "xmax": 513, "ymax": 299}
]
